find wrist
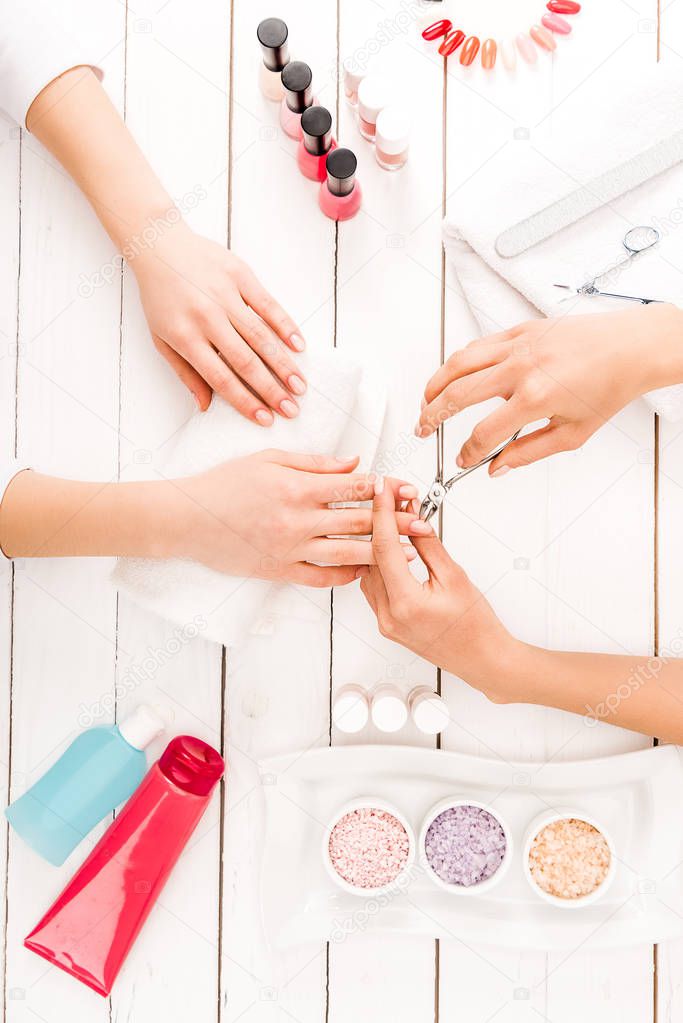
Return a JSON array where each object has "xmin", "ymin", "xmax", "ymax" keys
[
  {"xmin": 636, "ymin": 303, "xmax": 683, "ymax": 393},
  {"xmin": 472, "ymin": 636, "xmax": 545, "ymax": 706}
]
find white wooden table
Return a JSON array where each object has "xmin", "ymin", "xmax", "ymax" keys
[{"xmin": 2, "ymin": 0, "xmax": 682, "ymax": 1019}]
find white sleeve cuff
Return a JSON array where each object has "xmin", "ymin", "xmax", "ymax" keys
[
  {"xmin": 0, "ymin": 461, "xmax": 30, "ymax": 561},
  {"xmin": 0, "ymin": 4, "xmax": 104, "ymax": 127}
]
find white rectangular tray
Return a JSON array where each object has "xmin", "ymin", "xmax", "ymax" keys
[{"xmin": 259, "ymin": 743, "xmax": 683, "ymax": 950}]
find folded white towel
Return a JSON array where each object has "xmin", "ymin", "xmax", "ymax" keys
[
  {"xmin": 113, "ymin": 350, "xmax": 386, "ymax": 646},
  {"xmin": 443, "ymin": 58, "xmax": 683, "ymax": 421}
]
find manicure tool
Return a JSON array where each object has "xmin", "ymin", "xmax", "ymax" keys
[
  {"xmin": 553, "ymin": 225, "xmax": 663, "ymax": 304},
  {"xmin": 419, "ymin": 430, "xmax": 521, "ymax": 522}
]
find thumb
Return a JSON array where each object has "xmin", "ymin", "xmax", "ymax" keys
[
  {"xmin": 157, "ymin": 336, "xmax": 212, "ymax": 411},
  {"xmin": 488, "ymin": 423, "xmax": 578, "ymax": 474},
  {"xmin": 267, "ymin": 451, "xmax": 360, "ymax": 473},
  {"xmin": 410, "ymin": 532, "xmax": 456, "ymax": 581}
]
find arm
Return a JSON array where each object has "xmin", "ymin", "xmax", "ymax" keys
[
  {"xmin": 360, "ymin": 480, "xmax": 683, "ymax": 744},
  {"xmin": 416, "ymin": 304, "xmax": 683, "ymax": 473},
  {"xmin": 26, "ymin": 67, "xmax": 306, "ymax": 420}
]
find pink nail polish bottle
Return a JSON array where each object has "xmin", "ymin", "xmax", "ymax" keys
[
  {"xmin": 297, "ymin": 106, "xmax": 337, "ymax": 181},
  {"xmin": 357, "ymin": 74, "xmax": 390, "ymax": 142},
  {"xmin": 257, "ymin": 18, "xmax": 290, "ymax": 101},
  {"xmin": 280, "ymin": 60, "xmax": 315, "ymax": 140},
  {"xmin": 375, "ymin": 106, "xmax": 410, "ymax": 171},
  {"xmin": 319, "ymin": 148, "xmax": 362, "ymax": 222}
]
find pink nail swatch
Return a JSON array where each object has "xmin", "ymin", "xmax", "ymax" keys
[{"xmin": 516, "ymin": 32, "xmax": 538, "ymax": 64}]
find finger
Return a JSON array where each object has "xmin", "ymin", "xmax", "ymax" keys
[
  {"xmin": 488, "ymin": 421, "xmax": 581, "ymax": 474},
  {"xmin": 315, "ymin": 473, "xmax": 378, "ymax": 504},
  {"xmin": 208, "ymin": 319, "xmax": 300, "ymax": 419},
  {"xmin": 229, "ymin": 304, "xmax": 306, "ymax": 395},
  {"xmin": 286, "ymin": 563, "xmax": 358, "ymax": 588},
  {"xmin": 360, "ymin": 573, "xmax": 378, "ymax": 612},
  {"xmin": 186, "ymin": 343, "xmax": 275, "ymax": 426},
  {"xmin": 418, "ymin": 364, "xmax": 510, "ymax": 438},
  {"xmin": 371, "ymin": 477, "xmax": 415, "ymax": 596},
  {"xmin": 308, "ymin": 538, "xmax": 417, "ymax": 566},
  {"xmin": 264, "ymin": 451, "xmax": 359, "ymax": 474},
  {"xmin": 457, "ymin": 396, "xmax": 529, "ymax": 468},
  {"xmin": 237, "ymin": 267, "xmax": 305, "ymax": 351},
  {"xmin": 316, "ymin": 508, "xmax": 429, "ymax": 538},
  {"xmin": 154, "ymin": 335, "xmax": 213, "ymax": 411},
  {"xmin": 409, "ymin": 530, "xmax": 458, "ymax": 582},
  {"xmin": 423, "ymin": 339, "xmax": 512, "ymax": 405}
]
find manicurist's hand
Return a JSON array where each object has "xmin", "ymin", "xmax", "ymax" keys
[
  {"xmin": 358, "ymin": 479, "xmax": 517, "ymax": 699},
  {"xmin": 416, "ymin": 304, "xmax": 683, "ymax": 475}
]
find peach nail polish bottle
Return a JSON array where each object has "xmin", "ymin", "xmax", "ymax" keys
[
  {"xmin": 297, "ymin": 106, "xmax": 337, "ymax": 181},
  {"xmin": 280, "ymin": 61, "xmax": 315, "ymax": 140},
  {"xmin": 257, "ymin": 18, "xmax": 290, "ymax": 102},
  {"xmin": 319, "ymin": 148, "xmax": 362, "ymax": 222},
  {"xmin": 357, "ymin": 74, "xmax": 390, "ymax": 142},
  {"xmin": 375, "ymin": 106, "xmax": 410, "ymax": 171}
]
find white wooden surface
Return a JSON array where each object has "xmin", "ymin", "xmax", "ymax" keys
[{"xmin": 0, "ymin": 0, "xmax": 677, "ymax": 1020}]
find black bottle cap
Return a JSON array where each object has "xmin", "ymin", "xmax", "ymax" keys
[
  {"xmin": 257, "ymin": 18, "xmax": 290, "ymax": 72},
  {"xmin": 281, "ymin": 61, "xmax": 313, "ymax": 113},
  {"xmin": 326, "ymin": 148, "xmax": 357, "ymax": 197},
  {"xmin": 301, "ymin": 106, "xmax": 333, "ymax": 156}
]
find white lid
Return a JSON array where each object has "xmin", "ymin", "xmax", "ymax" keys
[
  {"xmin": 333, "ymin": 685, "xmax": 369, "ymax": 733},
  {"xmin": 412, "ymin": 692, "xmax": 450, "ymax": 734},
  {"xmin": 118, "ymin": 704, "xmax": 165, "ymax": 750},
  {"xmin": 376, "ymin": 106, "xmax": 410, "ymax": 155},
  {"xmin": 343, "ymin": 56, "xmax": 365, "ymax": 92},
  {"xmin": 371, "ymin": 686, "xmax": 408, "ymax": 732},
  {"xmin": 358, "ymin": 74, "xmax": 391, "ymax": 124}
]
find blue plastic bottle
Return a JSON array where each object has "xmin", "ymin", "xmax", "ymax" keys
[{"xmin": 5, "ymin": 705, "xmax": 164, "ymax": 866}]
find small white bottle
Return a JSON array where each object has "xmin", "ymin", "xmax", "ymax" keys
[
  {"xmin": 408, "ymin": 686, "xmax": 450, "ymax": 735},
  {"xmin": 370, "ymin": 683, "xmax": 408, "ymax": 733},
  {"xmin": 342, "ymin": 56, "xmax": 365, "ymax": 108},
  {"xmin": 357, "ymin": 74, "xmax": 391, "ymax": 142},
  {"xmin": 332, "ymin": 684, "xmax": 370, "ymax": 734},
  {"xmin": 375, "ymin": 106, "xmax": 410, "ymax": 171},
  {"xmin": 257, "ymin": 17, "xmax": 290, "ymax": 102}
]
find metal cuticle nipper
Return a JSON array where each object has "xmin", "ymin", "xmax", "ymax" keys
[{"xmin": 419, "ymin": 430, "xmax": 521, "ymax": 522}]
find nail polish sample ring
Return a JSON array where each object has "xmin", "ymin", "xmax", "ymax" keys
[
  {"xmin": 438, "ymin": 29, "xmax": 465, "ymax": 57},
  {"xmin": 459, "ymin": 35, "xmax": 480, "ymax": 66},
  {"xmin": 547, "ymin": 0, "xmax": 581, "ymax": 12},
  {"xmin": 542, "ymin": 12, "xmax": 572, "ymax": 33},
  {"xmin": 422, "ymin": 19, "xmax": 452, "ymax": 41}
]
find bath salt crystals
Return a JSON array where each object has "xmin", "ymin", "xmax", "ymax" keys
[
  {"xmin": 424, "ymin": 805, "xmax": 507, "ymax": 887},
  {"xmin": 328, "ymin": 807, "xmax": 410, "ymax": 890},
  {"xmin": 528, "ymin": 817, "xmax": 611, "ymax": 900}
]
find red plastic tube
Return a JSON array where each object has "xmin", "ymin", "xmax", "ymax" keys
[{"xmin": 25, "ymin": 736, "xmax": 224, "ymax": 997}]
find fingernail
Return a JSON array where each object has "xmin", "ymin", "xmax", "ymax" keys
[
  {"xmin": 403, "ymin": 545, "xmax": 417, "ymax": 560},
  {"xmin": 255, "ymin": 409, "xmax": 274, "ymax": 426},
  {"xmin": 288, "ymin": 374, "xmax": 307, "ymax": 396},
  {"xmin": 492, "ymin": 465, "xmax": 510, "ymax": 478},
  {"xmin": 289, "ymin": 332, "xmax": 306, "ymax": 352},
  {"xmin": 410, "ymin": 519, "xmax": 433, "ymax": 534},
  {"xmin": 398, "ymin": 484, "xmax": 418, "ymax": 499},
  {"xmin": 280, "ymin": 398, "xmax": 299, "ymax": 418},
  {"xmin": 456, "ymin": 453, "xmax": 465, "ymax": 468},
  {"xmin": 414, "ymin": 423, "xmax": 428, "ymax": 438},
  {"xmin": 192, "ymin": 392, "xmax": 202, "ymax": 410},
  {"xmin": 410, "ymin": 498, "xmax": 420, "ymax": 516},
  {"xmin": 374, "ymin": 475, "xmax": 385, "ymax": 496}
]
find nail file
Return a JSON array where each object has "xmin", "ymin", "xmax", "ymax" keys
[{"xmin": 495, "ymin": 128, "xmax": 683, "ymax": 258}]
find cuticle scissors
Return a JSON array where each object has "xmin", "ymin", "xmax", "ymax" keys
[
  {"xmin": 554, "ymin": 225, "xmax": 663, "ymax": 305},
  {"xmin": 419, "ymin": 430, "xmax": 521, "ymax": 522}
]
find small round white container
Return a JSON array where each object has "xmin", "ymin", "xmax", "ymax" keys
[
  {"xmin": 419, "ymin": 797, "xmax": 513, "ymax": 895},
  {"xmin": 332, "ymin": 684, "xmax": 369, "ymax": 734},
  {"xmin": 370, "ymin": 683, "xmax": 408, "ymax": 733},
  {"xmin": 523, "ymin": 809, "xmax": 616, "ymax": 908},
  {"xmin": 323, "ymin": 797, "xmax": 416, "ymax": 897}
]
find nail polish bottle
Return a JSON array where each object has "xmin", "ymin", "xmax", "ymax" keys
[
  {"xmin": 357, "ymin": 74, "xmax": 390, "ymax": 142},
  {"xmin": 319, "ymin": 148, "xmax": 362, "ymax": 222},
  {"xmin": 280, "ymin": 60, "xmax": 315, "ymax": 140},
  {"xmin": 375, "ymin": 105, "xmax": 410, "ymax": 171},
  {"xmin": 370, "ymin": 683, "xmax": 408, "ymax": 733},
  {"xmin": 297, "ymin": 106, "xmax": 337, "ymax": 181},
  {"xmin": 257, "ymin": 18, "xmax": 290, "ymax": 101},
  {"xmin": 332, "ymin": 684, "xmax": 370, "ymax": 734},
  {"xmin": 342, "ymin": 56, "xmax": 365, "ymax": 108}
]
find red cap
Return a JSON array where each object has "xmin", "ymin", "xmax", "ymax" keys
[{"xmin": 159, "ymin": 736, "xmax": 224, "ymax": 796}]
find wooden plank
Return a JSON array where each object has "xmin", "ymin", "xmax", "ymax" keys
[
  {"xmin": 112, "ymin": 0, "xmax": 229, "ymax": 1018},
  {"xmin": 3, "ymin": 3, "xmax": 125, "ymax": 1019},
  {"xmin": 440, "ymin": 2, "xmax": 656, "ymax": 1020},
  {"xmin": 220, "ymin": 1, "xmax": 338, "ymax": 1020}
]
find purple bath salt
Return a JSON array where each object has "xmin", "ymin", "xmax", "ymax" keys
[{"xmin": 424, "ymin": 805, "xmax": 507, "ymax": 887}]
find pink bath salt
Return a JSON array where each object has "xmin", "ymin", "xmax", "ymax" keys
[
  {"xmin": 328, "ymin": 807, "xmax": 410, "ymax": 889},
  {"xmin": 424, "ymin": 805, "xmax": 507, "ymax": 887}
]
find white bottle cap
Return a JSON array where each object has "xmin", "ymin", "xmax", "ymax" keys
[
  {"xmin": 333, "ymin": 684, "xmax": 369, "ymax": 734},
  {"xmin": 118, "ymin": 704, "xmax": 165, "ymax": 750},
  {"xmin": 376, "ymin": 106, "xmax": 411, "ymax": 155},
  {"xmin": 358, "ymin": 74, "xmax": 391, "ymax": 125},
  {"xmin": 371, "ymin": 684, "xmax": 408, "ymax": 733},
  {"xmin": 343, "ymin": 56, "xmax": 365, "ymax": 93},
  {"xmin": 409, "ymin": 687, "xmax": 450, "ymax": 735}
]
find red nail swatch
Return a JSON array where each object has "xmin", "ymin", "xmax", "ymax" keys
[
  {"xmin": 547, "ymin": 0, "xmax": 581, "ymax": 13},
  {"xmin": 422, "ymin": 19, "xmax": 452, "ymax": 41},
  {"xmin": 438, "ymin": 29, "xmax": 465, "ymax": 56}
]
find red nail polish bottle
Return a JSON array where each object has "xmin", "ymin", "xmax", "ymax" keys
[
  {"xmin": 280, "ymin": 61, "xmax": 315, "ymax": 140},
  {"xmin": 319, "ymin": 148, "xmax": 362, "ymax": 222},
  {"xmin": 297, "ymin": 106, "xmax": 337, "ymax": 181}
]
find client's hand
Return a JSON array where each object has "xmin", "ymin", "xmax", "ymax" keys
[
  {"xmin": 133, "ymin": 225, "xmax": 306, "ymax": 420},
  {"xmin": 416, "ymin": 304, "xmax": 683, "ymax": 475},
  {"xmin": 169, "ymin": 451, "xmax": 423, "ymax": 587},
  {"xmin": 359, "ymin": 479, "xmax": 516, "ymax": 700}
]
